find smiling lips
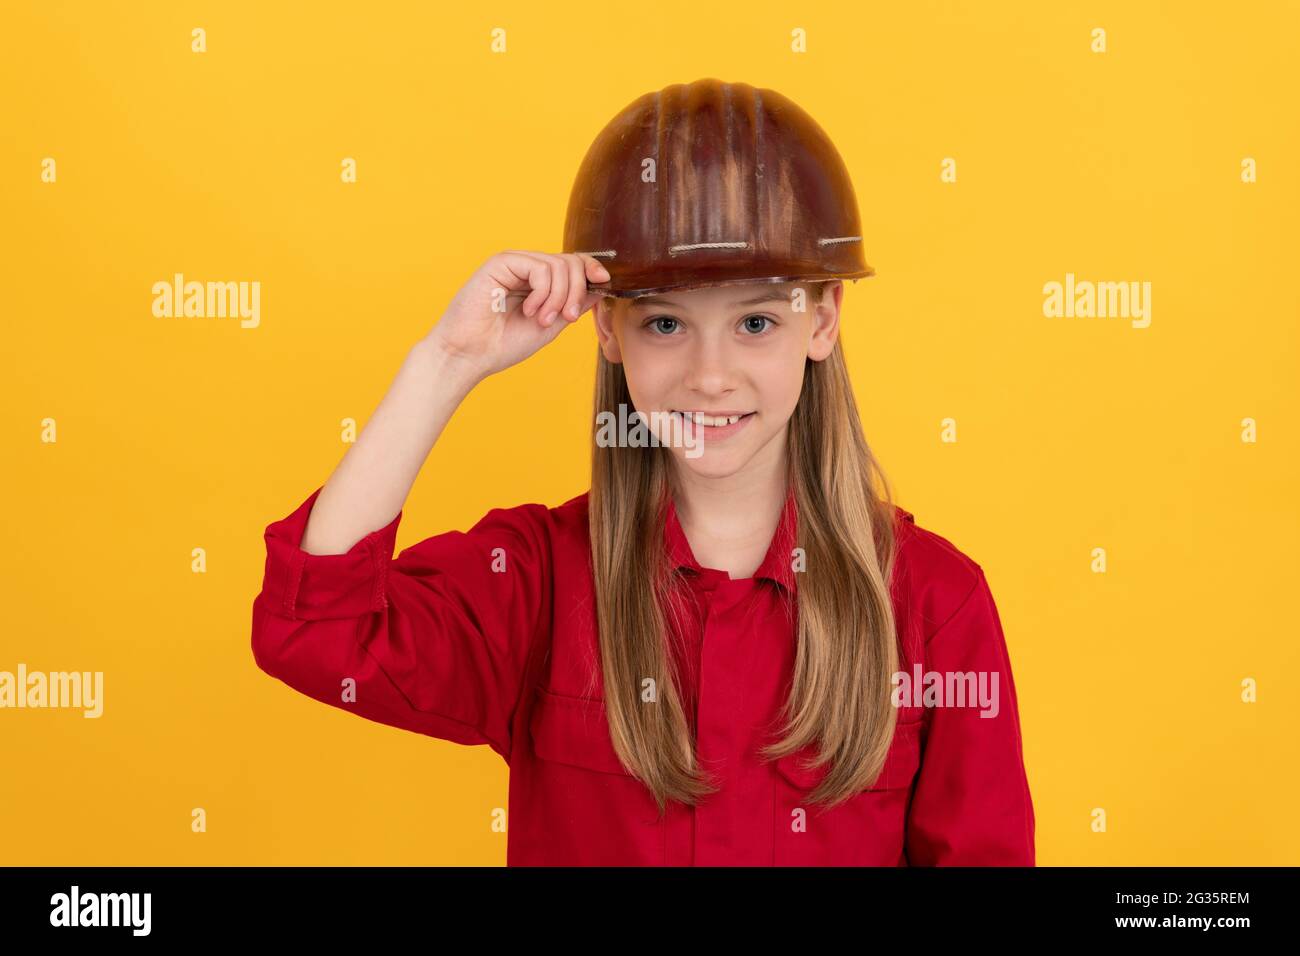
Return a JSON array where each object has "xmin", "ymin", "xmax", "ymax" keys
[
  {"xmin": 670, "ymin": 410, "xmax": 755, "ymax": 427},
  {"xmin": 666, "ymin": 411, "xmax": 757, "ymax": 442}
]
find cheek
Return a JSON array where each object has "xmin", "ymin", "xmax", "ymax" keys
[
  {"xmin": 754, "ymin": 353, "xmax": 806, "ymax": 408},
  {"xmin": 618, "ymin": 344, "xmax": 673, "ymax": 405}
]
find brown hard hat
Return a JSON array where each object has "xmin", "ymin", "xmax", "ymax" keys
[{"xmin": 563, "ymin": 78, "xmax": 874, "ymax": 298}]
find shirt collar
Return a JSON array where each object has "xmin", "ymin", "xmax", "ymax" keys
[
  {"xmin": 662, "ymin": 492, "xmax": 916, "ymax": 593},
  {"xmin": 663, "ymin": 485, "xmax": 799, "ymax": 592}
]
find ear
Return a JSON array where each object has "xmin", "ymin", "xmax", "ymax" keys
[
  {"xmin": 807, "ymin": 281, "xmax": 843, "ymax": 362},
  {"xmin": 592, "ymin": 296, "xmax": 625, "ymax": 363}
]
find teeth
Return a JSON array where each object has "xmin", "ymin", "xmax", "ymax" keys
[{"xmin": 674, "ymin": 412, "xmax": 745, "ymax": 426}]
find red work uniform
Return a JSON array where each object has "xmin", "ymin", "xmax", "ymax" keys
[{"xmin": 251, "ymin": 484, "xmax": 1035, "ymax": 866}]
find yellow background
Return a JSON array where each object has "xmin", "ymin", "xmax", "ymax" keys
[{"xmin": 2, "ymin": 0, "xmax": 1296, "ymax": 865}]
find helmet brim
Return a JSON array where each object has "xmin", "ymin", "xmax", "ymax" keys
[{"xmin": 585, "ymin": 263, "xmax": 875, "ymax": 299}]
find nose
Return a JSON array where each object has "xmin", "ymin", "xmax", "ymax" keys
[{"xmin": 681, "ymin": 331, "xmax": 739, "ymax": 398}]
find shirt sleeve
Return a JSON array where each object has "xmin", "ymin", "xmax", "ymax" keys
[
  {"xmin": 904, "ymin": 568, "xmax": 1036, "ymax": 865},
  {"xmin": 250, "ymin": 486, "xmax": 552, "ymax": 763}
]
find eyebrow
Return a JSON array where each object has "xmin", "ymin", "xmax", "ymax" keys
[{"xmin": 630, "ymin": 290, "xmax": 795, "ymax": 310}]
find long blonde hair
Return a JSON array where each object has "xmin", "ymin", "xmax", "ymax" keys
[{"xmin": 587, "ymin": 291, "xmax": 901, "ymax": 815}]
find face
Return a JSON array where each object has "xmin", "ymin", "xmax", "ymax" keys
[{"xmin": 593, "ymin": 279, "xmax": 843, "ymax": 481}]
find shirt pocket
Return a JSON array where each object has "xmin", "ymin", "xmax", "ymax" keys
[
  {"xmin": 772, "ymin": 718, "xmax": 923, "ymax": 866},
  {"xmin": 523, "ymin": 688, "xmax": 667, "ymax": 864},
  {"xmin": 529, "ymin": 687, "xmax": 637, "ymax": 775}
]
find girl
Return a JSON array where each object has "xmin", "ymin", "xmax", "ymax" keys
[{"xmin": 251, "ymin": 79, "xmax": 1035, "ymax": 866}]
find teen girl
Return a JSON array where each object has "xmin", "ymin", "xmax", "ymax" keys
[{"xmin": 251, "ymin": 78, "xmax": 1035, "ymax": 866}]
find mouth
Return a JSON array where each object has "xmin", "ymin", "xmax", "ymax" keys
[
  {"xmin": 669, "ymin": 410, "xmax": 755, "ymax": 426},
  {"xmin": 668, "ymin": 409, "xmax": 757, "ymax": 439}
]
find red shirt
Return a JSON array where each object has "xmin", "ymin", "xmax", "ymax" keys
[{"xmin": 251, "ymin": 485, "xmax": 1035, "ymax": 866}]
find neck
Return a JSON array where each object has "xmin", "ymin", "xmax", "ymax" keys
[{"xmin": 668, "ymin": 424, "xmax": 790, "ymax": 560}]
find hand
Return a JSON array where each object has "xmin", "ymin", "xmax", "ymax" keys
[{"xmin": 424, "ymin": 251, "xmax": 610, "ymax": 381}]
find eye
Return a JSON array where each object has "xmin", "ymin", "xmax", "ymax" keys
[
  {"xmin": 645, "ymin": 315, "xmax": 681, "ymax": 335},
  {"xmin": 741, "ymin": 314, "xmax": 774, "ymax": 335}
]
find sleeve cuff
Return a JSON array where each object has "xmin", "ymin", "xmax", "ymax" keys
[{"xmin": 256, "ymin": 486, "xmax": 404, "ymax": 621}]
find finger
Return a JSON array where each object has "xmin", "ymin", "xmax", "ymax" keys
[
  {"xmin": 578, "ymin": 252, "xmax": 612, "ymax": 285},
  {"xmin": 519, "ymin": 259, "xmax": 554, "ymax": 319},
  {"xmin": 491, "ymin": 251, "xmax": 544, "ymax": 291},
  {"xmin": 561, "ymin": 254, "xmax": 588, "ymax": 321},
  {"xmin": 574, "ymin": 289, "xmax": 604, "ymax": 318},
  {"xmin": 537, "ymin": 256, "xmax": 569, "ymax": 327},
  {"xmin": 490, "ymin": 252, "xmax": 551, "ymax": 316}
]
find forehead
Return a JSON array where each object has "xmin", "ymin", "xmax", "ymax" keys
[{"xmin": 625, "ymin": 282, "xmax": 815, "ymax": 311}]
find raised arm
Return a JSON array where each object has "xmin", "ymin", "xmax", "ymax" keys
[
  {"xmin": 250, "ymin": 252, "xmax": 609, "ymax": 760},
  {"xmin": 300, "ymin": 250, "xmax": 610, "ymax": 558}
]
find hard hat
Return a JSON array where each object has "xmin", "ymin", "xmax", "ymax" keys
[{"xmin": 563, "ymin": 77, "xmax": 874, "ymax": 299}]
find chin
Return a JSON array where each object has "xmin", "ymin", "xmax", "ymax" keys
[{"xmin": 669, "ymin": 448, "xmax": 751, "ymax": 479}]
